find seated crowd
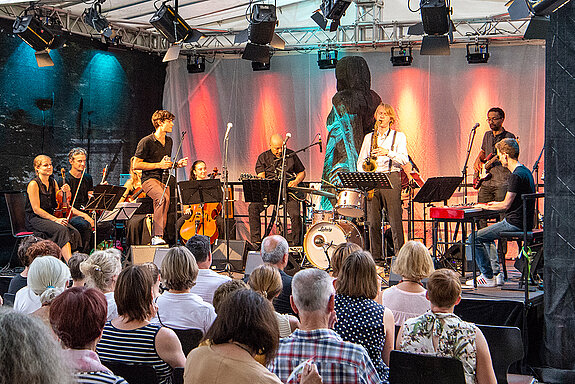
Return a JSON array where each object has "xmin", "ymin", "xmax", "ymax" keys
[{"xmin": 0, "ymin": 235, "xmax": 497, "ymax": 384}]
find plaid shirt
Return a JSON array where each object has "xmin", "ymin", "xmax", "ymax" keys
[{"xmin": 268, "ymin": 328, "xmax": 384, "ymax": 384}]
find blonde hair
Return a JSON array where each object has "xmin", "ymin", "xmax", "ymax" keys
[
  {"xmin": 161, "ymin": 246, "xmax": 198, "ymax": 291},
  {"xmin": 248, "ymin": 264, "xmax": 282, "ymax": 301},
  {"xmin": 80, "ymin": 249, "xmax": 122, "ymax": 292},
  {"xmin": 376, "ymin": 103, "xmax": 398, "ymax": 126},
  {"xmin": 392, "ymin": 240, "xmax": 435, "ymax": 281},
  {"xmin": 33, "ymin": 155, "xmax": 51, "ymax": 174},
  {"xmin": 28, "ymin": 256, "xmax": 70, "ymax": 305}
]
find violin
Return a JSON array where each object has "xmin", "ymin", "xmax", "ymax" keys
[
  {"xmin": 207, "ymin": 167, "xmax": 221, "ymax": 179},
  {"xmin": 54, "ymin": 168, "xmax": 72, "ymax": 218},
  {"xmin": 126, "ymin": 186, "xmax": 146, "ymax": 202}
]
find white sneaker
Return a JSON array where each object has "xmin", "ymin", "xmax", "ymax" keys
[
  {"xmin": 465, "ymin": 274, "xmax": 497, "ymax": 287},
  {"xmin": 151, "ymin": 236, "xmax": 166, "ymax": 245},
  {"xmin": 495, "ymin": 273, "xmax": 505, "ymax": 286}
]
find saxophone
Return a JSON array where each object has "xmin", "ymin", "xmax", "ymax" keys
[{"xmin": 362, "ymin": 129, "xmax": 378, "ymax": 172}]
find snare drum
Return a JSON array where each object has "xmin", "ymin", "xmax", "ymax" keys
[
  {"xmin": 303, "ymin": 220, "xmax": 363, "ymax": 270},
  {"xmin": 312, "ymin": 210, "xmax": 334, "ymax": 224},
  {"xmin": 335, "ymin": 189, "xmax": 364, "ymax": 218}
]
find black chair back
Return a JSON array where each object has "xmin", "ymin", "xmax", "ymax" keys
[
  {"xmin": 4, "ymin": 192, "xmax": 32, "ymax": 237},
  {"xmin": 3, "ymin": 293, "xmax": 16, "ymax": 307},
  {"xmin": 172, "ymin": 367, "xmax": 184, "ymax": 384},
  {"xmin": 389, "ymin": 350, "xmax": 466, "ymax": 384},
  {"xmin": 103, "ymin": 361, "xmax": 159, "ymax": 384},
  {"xmin": 172, "ymin": 328, "xmax": 204, "ymax": 356},
  {"xmin": 477, "ymin": 324, "xmax": 523, "ymax": 384}
]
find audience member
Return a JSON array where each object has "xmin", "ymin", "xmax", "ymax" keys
[
  {"xmin": 80, "ymin": 248, "xmax": 122, "ymax": 320},
  {"xmin": 269, "ymin": 268, "xmax": 382, "ymax": 384},
  {"xmin": 7, "ymin": 238, "xmax": 60, "ymax": 295},
  {"xmin": 50, "ymin": 287, "xmax": 127, "ymax": 383},
  {"xmin": 152, "ymin": 246, "xmax": 216, "ymax": 335},
  {"xmin": 382, "ymin": 240, "xmax": 434, "ymax": 325},
  {"xmin": 330, "ymin": 242, "xmax": 362, "ymax": 278},
  {"xmin": 0, "ymin": 308, "xmax": 75, "ymax": 384},
  {"xmin": 334, "ymin": 250, "xmax": 394, "ymax": 380},
  {"xmin": 141, "ymin": 262, "xmax": 162, "ymax": 298},
  {"xmin": 96, "ymin": 265, "xmax": 186, "ymax": 384},
  {"xmin": 6, "ymin": 236, "xmax": 41, "ymax": 295},
  {"xmin": 68, "ymin": 252, "xmax": 88, "ymax": 288},
  {"xmin": 248, "ymin": 264, "xmax": 300, "ymax": 337},
  {"xmin": 185, "ymin": 235, "xmax": 231, "ymax": 303},
  {"xmin": 212, "ymin": 279, "xmax": 248, "ymax": 314},
  {"xmin": 398, "ymin": 269, "xmax": 497, "ymax": 384}
]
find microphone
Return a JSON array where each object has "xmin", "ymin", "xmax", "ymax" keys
[
  {"xmin": 283, "ymin": 133, "xmax": 291, "ymax": 145},
  {"xmin": 225, "ymin": 123, "xmax": 233, "ymax": 139},
  {"xmin": 472, "ymin": 123, "xmax": 480, "ymax": 130},
  {"xmin": 318, "ymin": 133, "xmax": 323, "ymax": 153}
]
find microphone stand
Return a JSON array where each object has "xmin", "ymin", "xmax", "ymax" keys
[
  {"xmin": 276, "ymin": 139, "xmax": 290, "ymax": 240},
  {"xmin": 461, "ymin": 124, "xmax": 478, "ymax": 205},
  {"xmin": 160, "ymin": 131, "xmax": 186, "ymax": 244},
  {"xmin": 222, "ymin": 125, "xmax": 232, "ymax": 273},
  {"xmin": 532, "ymin": 145, "xmax": 544, "ymax": 226}
]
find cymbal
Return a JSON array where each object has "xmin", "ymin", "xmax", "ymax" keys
[{"xmin": 289, "ymin": 186, "xmax": 336, "ymax": 199}]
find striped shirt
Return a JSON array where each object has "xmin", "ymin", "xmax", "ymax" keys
[
  {"xmin": 96, "ymin": 322, "xmax": 173, "ymax": 384},
  {"xmin": 76, "ymin": 371, "xmax": 127, "ymax": 384}
]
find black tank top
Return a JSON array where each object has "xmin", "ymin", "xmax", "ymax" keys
[{"xmin": 25, "ymin": 176, "xmax": 57, "ymax": 216}]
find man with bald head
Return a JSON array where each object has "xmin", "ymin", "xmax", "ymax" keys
[{"xmin": 248, "ymin": 134, "xmax": 306, "ymax": 245}]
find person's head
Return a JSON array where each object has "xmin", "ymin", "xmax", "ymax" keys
[
  {"xmin": 0, "ymin": 308, "xmax": 75, "ymax": 384},
  {"xmin": 28, "ymin": 256, "xmax": 70, "ymax": 306},
  {"xmin": 205, "ymin": 289, "xmax": 279, "ymax": 365},
  {"xmin": 26, "ymin": 239, "xmax": 63, "ymax": 263},
  {"xmin": 292, "ymin": 268, "xmax": 334, "ymax": 313},
  {"xmin": 151, "ymin": 110, "xmax": 175, "ymax": 131},
  {"xmin": 161, "ymin": 246, "xmax": 198, "ymax": 292},
  {"xmin": 17, "ymin": 235, "xmax": 42, "ymax": 267},
  {"xmin": 67, "ymin": 148, "xmax": 87, "ymax": 173},
  {"xmin": 331, "ymin": 242, "xmax": 362, "ymax": 277},
  {"xmin": 392, "ymin": 240, "xmax": 435, "ymax": 281},
  {"xmin": 487, "ymin": 107, "xmax": 505, "ymax": 131},
  {"xmin": 141, "ymin": 262, "xmax": 161, "ymax": 298},
  {"xmin": 269, "ymin": 134, "xmax": 284, "ymax": 158},
  {"xmin": 80, "ymin": 249, "xmax": 122, "ymax": 292},
  {"xmin": 374, "ymin": 103, "xmax": 397, "ymax": 127},
  {"xmin": 336, "ymin": 250, "xmax": 378, "ymax": 300},
  {"xmin": 49, "ymin": 287, "xmax": 107, "ymax": 350},
  {"xmin": 190, "ymin": 160, "xmax": 207, "ymax": 180},
  {"xmin": 68, "ymin": 252, "xmax": 88, "ymax": 285},
  {"xmin": 115, "ymin": 265, "xmax": 155, "ymax": 322},
  {"xmin": 426, "ymin": 269, "xmax": 462, "ymax": 309},
  {"xmin": 33, "ymin": 154, "xmax": 52, "ymax": 176},
  {"xmin": 212, "ymin": 279, "xmax": 248, "ymax": 314},
  {"xmin": 261, "ymin": 235, "xmax": 289, "ymax": 267},
  {"xmin": 185, "ymin": 235, "xmax": 211, "ymax": 265},
  {"xmin": 495, "ymin": 138, "xmax": 520, "ymax": 167},
  {"xmin": 248, "ymin": 264, "xmax": 283, "ymax": 301}
]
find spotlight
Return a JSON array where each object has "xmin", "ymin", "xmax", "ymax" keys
[
  {"xmin": 83, "ymin": 2, "xmax": 114, "ymax": 38},
  {"xmin": 466, "ymin": 41, "xmax": 489, "ymax": 64},
  {"xmin": 150, "ymin": 3, "xmax": 202, "ymax": 44},
  {"xmin": 311, "ymin": 0, "xmax": 352, "ymax": 31},
  {"xmin": 390, "ymin": 46, "xmax": 413, "ymax": 66},
  {"xmin": 414, "ymin": 0, "xmax": 453, "ymax": 55},
  {"xmin": 252, "ymin": 61, "xmax": 271, "ymax": 71},
  {"xmin": 528, "ymin": 0, "xmax": 573, "ymax": 15},
  {"xmin": 187, "ymin": 55, "xmax": 205, "ymax": 73},
  {"xmin": 13, "ymin": 14, "xmax": 54, "ymax": 52},
  {"xmin": 506, "ymin": 0, "xmax": 566, "ymax": 39},
  {"xmin": 317, "ymin": 49, "xmax": 338, "ymax": 69},
  {"xmin": 240, "ymin": 4, "xmax": 278, "ymax": 63}
]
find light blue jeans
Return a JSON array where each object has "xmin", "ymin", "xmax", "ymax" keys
[{"xmin": 467, "ymin": 219, "xmax": 520, "ymax": 279}]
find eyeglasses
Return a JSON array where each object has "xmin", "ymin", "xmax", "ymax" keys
[{"xmin": 486, "ymin": 117, "xmax": 502, "ymax": 122}]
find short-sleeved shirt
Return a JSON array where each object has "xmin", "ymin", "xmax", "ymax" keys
[
  {"xmin": 480, "ymin": 129, "xmax": 516, "ymax": 185},
  {"xmin": 134, "ymin": 133, "xmax": 173, "ymax": 184},
  {"xmin": 61, "ymin": 171, "xmax": 94, "ymax": 210},
  {"xmin": 255, "ymin": 149, "xmax": 305, "ymax": 181},
  {"xmin": 505, "ymin": 164, "xmax": 535, "ymax": 229}
]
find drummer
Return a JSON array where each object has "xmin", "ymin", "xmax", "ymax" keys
[{"xmin": 248, "ymin": 133, "xmax": 306, "ymax": 246}]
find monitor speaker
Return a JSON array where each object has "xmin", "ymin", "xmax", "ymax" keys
[{"xmin": 127, "ymin": 245, "xmax": 169, "ymax": 266}]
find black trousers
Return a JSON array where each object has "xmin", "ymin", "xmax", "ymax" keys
[{"xmin": 249, "ymin": 198, "xmax": 301, "ymax": 245}]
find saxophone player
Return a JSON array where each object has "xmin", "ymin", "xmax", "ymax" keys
[{"xmin": 357, "ymin": 103, "xmax": 409, "ymax": 262}]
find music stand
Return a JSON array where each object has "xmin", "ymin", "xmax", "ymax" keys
[
  {"xmin": 242, "ymin": 179, "xmax": 280, "ymax": 242},
  {"xmin": 99, "ymin": 202, "xmax": 141, "ymax": 222},
  {"xmin": 85, "ymin": 185, "xmax": 126, "ymax": 250},
  {"xmin": 413, "ymin": 176, "xmax": 463, "ymax": 205},
  {"xmin": 178, "ymin": 179, "xmax": 223, "ymax": 240}
]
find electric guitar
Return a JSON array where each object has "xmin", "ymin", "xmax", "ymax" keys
[{"xmin": 473, "ymin": 153, "xmax": 498, "ymax": 189}]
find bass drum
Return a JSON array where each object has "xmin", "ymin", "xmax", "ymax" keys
[{"xmin": 303, "ymin": 220, "xmax": 363, "ymax": 270}]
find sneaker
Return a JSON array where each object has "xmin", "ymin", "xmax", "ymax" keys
[
  {"xmin": 465, "ymin": 274, "xmax": 497, "ymax": 287},
  {"xmin": 495, "ymin": 273, "xmax": 505, "ymax": 286},
  {"xmin": 151, "ymin": 236, "xmax": 166, "ymax": 246}
]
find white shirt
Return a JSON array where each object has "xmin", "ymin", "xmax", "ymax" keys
[
  {"xmin": 13, "ymin": 286, "xmax": 41, "ymax": 314},
  {"xmin": 382, "ymin": 285, "xmax": 430, "ymax": 326},
  {"xmin": 152, "ymin": 291, "xmax": 217, "ymax": 334},
  {"xmin": 357, "ymin": 129, "xmax": 409, "ymax": 172},
  {"xmin": 190, "ymin": 268, "xmax": 231, "ymax": 304},
  {"xmin": 105, "ymin": 291, "xmax": 118, "ymax": 321}
]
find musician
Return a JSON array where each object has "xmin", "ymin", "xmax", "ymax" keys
[
  {"xmin": 121, "ymin": 157, "xmax": 151, "ymax": 246},
  {"xmin": 467, "ymin": 138, "xmax": 535, "ymax": 287},
  {"xmin": 25, "ymin": 155, "xmax": 89, "ymax": 262},
  {"xmin": 473, "ymin": 107, "xmax": 516, "ymax": 278},
  {"xmin": 60, "ymin": 147, "xmax": 94, "ymax": 253},
  {"xmin": 357, "ymin": 103, "xmax": 408, "ymax": 261},
  {"xmin": 248, "ymin": 134, "xmax": 305, "ymax": 246},
  {"xmin": 133, "ymin": 110, "xmax": 188, "ymax": 246}
]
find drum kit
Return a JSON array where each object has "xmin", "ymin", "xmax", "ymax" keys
[{"xmin": 291, "ymin": 186, "xmax": 365, "ymax": 270}]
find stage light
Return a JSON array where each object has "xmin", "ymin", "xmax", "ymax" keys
[
  {"xmin": 390, "ymin": 46, "xmax": 413, "ymax": 66},
  {"xmin": 506, "ymin": 0, "xmax": 567, "ymax": 39},
  {"xmin": 466, "ymin": 41, "xmax": 489, "ymax": 64},
  {"xmin": 187, "ymin": 54, "xmax": 205, "ymax": 73},
  {"xmin": 252, "ymin": 61, "xmax": 271, "ymax": 71},
  {"xmin": 310, "ymin": 0, "xmax": 352, "ymax": 31},
  {"xmin": 412, "ymin": 0, "xmax": 453, "ymax": 55},
  {"xmin": 240, "ymin": 4, "xmax": 278, "ymax": 63},
  {"xmin": 150, "ymin": 3, "xmax": 202, "ymax": 44},
  {"xmin": 83, "ymin": 2, "xmax": 113, "ymax": 38},
  {"xmin": 13, "ymin": 14, "xmax": 54, "ymax": 52},
  {"xmin": 528, "ymin": 0, "xmax": 572, "ymax": 15},
  {"xmin": 317, "ymin": 49, "xmax": 338, "ymax": 69}
]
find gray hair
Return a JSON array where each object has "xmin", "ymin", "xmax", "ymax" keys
[
  {"xmin": 261, "ymin": 235, "xmax": 289, "ymax": 265},
  {"xmin": 28, "ymin": 256, "xmax": 71, "ymax": 305},
  {"xmin": 80, "ymin": 249, "xmax": 122, "ymax": 292},
  {"xmin": 292, "ymin": 268, "xmax": 334, "ymax": 312},
  {"xmin": 67, "ymin": 147, "xmax": 87, "ymax": 162},
  {"xmin": 0, "ymin": 308, "xmax": 75, "ymax": 384}
]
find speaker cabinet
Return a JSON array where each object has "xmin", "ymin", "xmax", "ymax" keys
[
  {"xmin": 211, "ymin": 240, "xmax": 247, "ymax": 271},
  {"xmin": 127, "ymin": 245, "xmax": 169, "ymax": 266}
]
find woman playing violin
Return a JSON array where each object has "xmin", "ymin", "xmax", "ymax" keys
[{"xmin": 25, "ymin": 155, "xmax": 92, "ymax": 262}]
